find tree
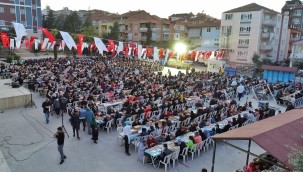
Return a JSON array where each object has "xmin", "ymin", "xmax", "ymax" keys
[
  {"xmin": 252, "ymin": 53, "xmax": 261, "ymax": 68},
  {"xmin": 109, "ymin": 21, "xmax": 119, "ymax": 40},
  {"xmin": 63, "ymin": 11, "xmax": 82, "ymax": 33},
  {"xmin": 55, "ymin": 14, "xmax": 66, "ymax": 31},
  {"xmin": 81, "ymin": 26, "xmax": 99, "ymax": 42},
  {"xmin": 82, "ymin": 11, "xmax": 92, "ymax": 28},
  {"xmin": 42, "ymin": 6, "xmax": 56, "ymax": 29},
  {"xmin": 146, "ymin": 22, "xmax": 152, "ymax": 45}
]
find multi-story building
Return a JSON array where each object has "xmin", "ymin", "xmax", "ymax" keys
[
  {"xmin": 187, "ymin": 14, "xmax": 221, "ymax": 50},
  {"xmin": 220, "ymin": 3, "xmax": 288, "ymax": 65},
  {"xmin": 0, "ymin": 0, "xmax": 42, "ymax": 33},
  {"xmin": 281, "ymin": 0, "xmax": 303, "ymax": 60}
]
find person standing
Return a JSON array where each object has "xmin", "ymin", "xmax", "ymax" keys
[
  {"xmin": 53, "ymin": 97, "xmax": 61, "ymax": 117},
  {"xmin": 70, "ymin": 109, "xmax": 80, "ymax": 140},
  {"xmin": 55, "ymin": 127, "xmax": 66, "ymax": 164},
  {"xmin": 85, "ymin": 107, "xmax": 94, "ymax": 135},
  {"xmin": 236, "ymin": 84, "xmax": 245, "ymax": 101},
  {"xmin": 42, "ymin": 98, "xmax": 52, "ymax": 124},
  {"xmin": 123, "ymin": 121, "xmax": 131, "ymax": 156},
  {"xmin": 79, "ymin": 106, "xmax": 86, "ymax": 131},
  {"xmin": 91, "ymin": 116, "xmax": 98, "ymax": 144},
  {"xmin": 59, "ymin": 95, "xmax": 68, "ymax": 116}
]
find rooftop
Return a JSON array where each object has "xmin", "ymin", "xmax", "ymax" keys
[{"xmin": 224, "ymin": 3, "xmax": 279, "ymax": 14}]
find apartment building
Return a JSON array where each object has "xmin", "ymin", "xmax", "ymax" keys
[
  {"xmin": 187, "ymin": 14, "xmax": 220, "ymax": 50},
  {"xmin": 0, "ymin": 0, "xmax": 42, "ymax": 31},
  {"xmin": 220, "ymin": 3, "xmax": 288, "ymax": 65}
]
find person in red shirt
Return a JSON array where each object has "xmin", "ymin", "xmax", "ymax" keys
[
  {"xmin": 144, "ymin": 105, "xmax": 151, "ymax": 118},
  {"xmin": 146, "ymin": 135, "xmax": 157, "ymax": 148}
]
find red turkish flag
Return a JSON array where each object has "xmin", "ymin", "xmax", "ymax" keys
[
  {"xmin": 1, "ymin": 32, "xmax": 9, "ymax": 48},
  {"xmin": 107, "ymin": 40, "xmax": 114, "ymax": 52},
  {"xmin": 124, "ymin": 44, "xmax": 129, "ymax": 58},
  {"xmin": 77, "ymin": 34, "xmax": 84, "ymax": 55},
  {"xmin": 39, "ymin": 27, "xmax": 56, "ymax": 43},
  {"xmin": 23, "ymin": 38, "xmax": 29, "ymax": 49},
  {"xmin": 29, "ymin": 36, "xmax": 36, "ymax": 50},
  {"xmin": 159, "ymin": 48, "xmax": 164, "ymax": 59},
  {"xmin": 191, "ymin": 51, "xmax": 196, "ymax": 61}
]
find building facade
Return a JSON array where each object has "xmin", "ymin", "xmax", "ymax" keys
[
  {"xmin": 220, "ymin": 3, "xmax": 288, "ymax": 65},
  {"xmin": 0, "ymin": 0, "xmax": 42, "ymax": 31},
  {"xmin": 282, "ymin": 0, "xmax": 303, "ymax": 32}
]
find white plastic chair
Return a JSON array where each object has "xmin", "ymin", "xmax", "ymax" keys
[
  {"xmin": 104, "ymin": 121, "xmax": 113, "ymax": 133},
  {"xmin": 188, "ymin": 144, "xmax": 197, "ymax": 160},
  {"xmin": 131, "ymin": 137, "xmax": 140, "ymax": 152},
  {"xmin": 116, "ymin": 118, "xmax": 123, "ymax": 127},
  {"xmin": 180, "ymin": 147, "xmax": 189, "ymax": 164},
  {"xmin": 158, "ymin": 154, "xmax": 172, "ymax": 172},
  {"xmin": 171, "ymin": 149, "xmax": 180, "ymax": 168}
]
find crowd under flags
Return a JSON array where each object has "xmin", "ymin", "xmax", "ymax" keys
[{"xmin": 0, "ymin": 22, "xmax": 225, "ymax": 61}]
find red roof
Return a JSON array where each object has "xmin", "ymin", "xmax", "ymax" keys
[
  {"xmin": 212, "ymin": 109, "xmax": 303, "ymax": 169},
  {"xmin": 261, "ymin": 65, "xmax": 298, "ymax": 73}
]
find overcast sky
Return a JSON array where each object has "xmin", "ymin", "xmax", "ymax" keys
[{"xmin": 42, "ymin": 0, "xmax": 285, "ymax": 19}]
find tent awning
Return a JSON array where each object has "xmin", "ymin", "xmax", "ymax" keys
[{"xmin": 212, "ymin": 109, "xmax": 303, "ymax": 169}]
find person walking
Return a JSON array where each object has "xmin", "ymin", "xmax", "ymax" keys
[
  {"xmin": 70, "ymin": 109, "xmax": 80, "ymax": 140},
  {"xmin": 236, "ymin": 84, "xmax": 245, "ymax": 101},
  {"xmin": 123, "ymin": 121, "xmax": 131, "ymax": 156},
  {"xmin": 55, "ymin": 127, "xmax": 66, "ymax": 164},
  {"xmin": 42, "ymin": 98, "xmax": 52, "ymax": 124},
  {"xmin": 85, "ymin": 107, "xmax": 94, "ymax": 135},
  {"xmin": 91, "ymin": 116, "xmax": 98, "ymax": 144}
]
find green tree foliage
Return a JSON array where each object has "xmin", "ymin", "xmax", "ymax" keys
[
  {"xmin": 81, "ymin": 26, "xmax": 99, "ymax": 42},
  {"xmin": 293, "ymin": 60, "xmax": 303, "ymax": 69},
  {"xmin": 82, "ymin": 11, "xmax": 92, "ymax": 28},
  {"xmin": 63, "ymin": 11, "xmax": 82, "ymax": 33},
  {"xmin": 109, "ymin": 21, "xmax": 119, "ymax": 40},
  {"xmin": 146, "ymin": 22, "xmax": 152, "ymax": 45},
  {"xmin": 42, "ymin": 6, "xmax": 56, "ymax": 29},
  {"xmin": 55, "ymin": 14, "xmax": 66, "ymax": 31},
  {"xmin": 252, "ymin": 53, "xmax": 262, "ymax": 68}
]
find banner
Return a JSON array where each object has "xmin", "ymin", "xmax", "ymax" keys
[
  {"xmin": 107, "ymin": 40, "xmax": 115, "ymax": 52},
  {"xmin": 60, "ymin": 31, "xmax": 77, "ymax": 50},
  {"xmin": 29, "ymin": 36, "xmax": 36, "ymax": 50},
  {"xmin": 41, "ymin": 38, "xmax": 49, "ymax": 50},
  {"xmin": 165, "ymin": 49, "xmax": 170, "ymax": 62},
  {"xmin": 116, "ymin": 42, "xmax": 123, "ymax": 55},
  {"xmin": 93, "ymin": 37, "xmax": 108, "ymax": 55},
  {"xmin": 13, "ymin": 23, "xmax": 27, "ymax": 40},
  {"xmin": 137, "ymin": 45, "xmax": 142, "ymax": 60},
  {"xmin": 47, "ymin": 42, "xmax": 52, "ymax": 50},
  {"xmin": 39, "ymin": 27, "xmax": 56, "ymax": 43},
  {"xmin": 77, "ymin": 34, "xmax": 84, "ymax": 55},
  {"xmin": 15, "ymin": 37, "xmax": 21, "ymax": 49},
  {"xmin": 10, "ymin": 39, "xmax": 15, "ymax": 49},
  {"xmin": 34, "ymin": 39, "xmax": 40, "ymax": 50},
  {"xmin": 153, "ymin": 47, "xmax": 159, "ymax": 61}
]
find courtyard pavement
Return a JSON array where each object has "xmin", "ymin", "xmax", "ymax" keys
[{"xmin": 0, "ymin": 59, "xmax": 286, "ymax": 172}]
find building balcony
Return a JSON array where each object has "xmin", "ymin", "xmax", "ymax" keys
[
  {"xmin": 238, "ymin": 44, "xmax": 249, "ymax": 48},
  {"xmin": 162, "ymin": 28, "xmax": 170, "ymax": 32},
  {"xmin": 292, "ymin": 13, "xmax": 302, "ymax": 17},
  {"xmin": 290, "ymin": 37, "xmax": 300, "ymax": 42},
  {"xmin": 163, "ymin": 37, "xmax": 170, "ymax": 41},
  {"xmin": 261, "ymin": 32, "xmax": 270, "ymax": 38},
  {"xmin": 152, "ymin": 28, "xmax": 160, "ymax": 32},
  {"xmin": 140, "ymin": 28, "xmax": 147, "ymax": 32},
  {"xmin": 262, "ymin": 19, "xmax": 276, "ymax": 26},
  {"xmin": 260, "ymin": 45, "xmax": 273, "ymax": 51}
]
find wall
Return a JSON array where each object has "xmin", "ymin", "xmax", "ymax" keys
[{"xmin": 201, "ymin": 27, "xmax": 220, "ymax": 50}]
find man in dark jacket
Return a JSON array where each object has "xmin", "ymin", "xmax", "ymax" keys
[
  {"xmin": 55, "ymin": 127, "xmax": 66, "ymax": 164},
  {"xmin": 42, "ymin": 98, "xmax": 52, "ymax": 124},
  {"xmin": 70, "ymin": 109, "xmax": 80, "ymax": 139}
]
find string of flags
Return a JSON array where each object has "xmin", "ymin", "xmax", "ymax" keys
[{"xmin": 0, "ymin": 22, "xmax": 225, "ymax": 61}]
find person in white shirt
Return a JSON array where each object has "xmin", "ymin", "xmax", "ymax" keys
[
  {"xmin": 231, "ymin": 80, "xmax": 237, "ymax": 86},
  {"xmin": 236, "ymin": 84, "xmax": 245, "ymax": 101},
  {"xmin": 123, "ymin": 121, "xmax": 131, "ymax": 156}
]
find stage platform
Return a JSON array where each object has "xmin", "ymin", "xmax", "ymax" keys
[{"xmin": 0, "ymin": 79, "xmax": 31, "ymax": 110}]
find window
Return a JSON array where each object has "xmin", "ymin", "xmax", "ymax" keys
[
  {"xmin": 238, "ymin": 39, "xmax": 249, "ymax": 47},
  {"xmin": 0, "ymin": 20, "xmax": 5, "ymax": 26},
  {"xmin": 216, "ymin": 27, "xmax": 219, "ymax": 30},
  {"xmin": 225, "ymin": 14, "xmax": 233, "ymax": 20},
  {"xmin": 241, "ymin": 14, "xmax": 252, "ymax": 20},
  {"xmin": 10, "ymin": 8, "xmax": 15, "ymax": 14},
  {"xmin": 237, "ymin": 51, "xmax": 248, "ymax": 57},
  {"xmin": 0, "ymin": 7, "xmax": 4, "ymax": 13},
  {"xmin": 239, "ymin": 27, "xmax": 251, "ymax": 32},
  {"xmin": 134, "ymin": 24, "xmax": 138, "ymax": 29},
  {"xmin": 134, "ymin": 33, "xmax": 138, "ymax": 37},
  {"xmin": 207, "ymin": 28, "xmax": 211, "ymax": 32},
  {"xmin": 20, "ymin": 9, "xmax": 25, "ymax": 15},
  {"xmin": 215, "ymin": 39, "xmax": 219, "ymax": 42}
]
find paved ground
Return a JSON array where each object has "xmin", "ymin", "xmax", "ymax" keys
[
  {"xmin": 0, "ymin": 86, "xmax": 286, "ymax": 172},
  {"xmin": 0, "ymin": 56, "xmax": 286, "ymax": 172}
]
